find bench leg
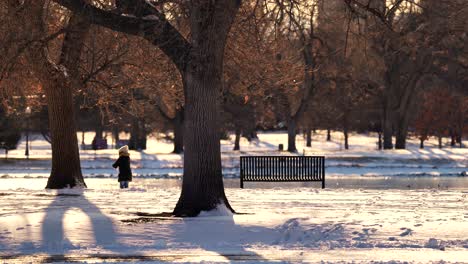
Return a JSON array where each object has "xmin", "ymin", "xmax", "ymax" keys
[
  {"xmin": 240, "ymin": 179, "xmax": 244, "ymax": 189},
  {"xmin": 322, "ymin": 179, "xmax": 325, "ymax": 189}
]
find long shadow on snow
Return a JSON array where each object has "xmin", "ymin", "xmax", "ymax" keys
[
  {"xmin": 123, "ymin": 213, "xmax": 348, "ymax": 262},
  {"xmin": 40, "ymin": 191, "xmax": 118, "ymax": 253}
]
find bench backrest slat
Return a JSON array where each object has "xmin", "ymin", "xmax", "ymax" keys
[{"xmin": 240, "ymin": 156, "xmax": 325, "ymax": 188}]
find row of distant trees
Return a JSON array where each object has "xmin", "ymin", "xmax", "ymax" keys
[{"xmin": 0, "ymin": 0, "xmax": 466, "ymax": 216}]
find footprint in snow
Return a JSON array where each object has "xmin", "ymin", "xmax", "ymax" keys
[{"xmin": 16, "ymin": 227, "xmax": 24, "ymax": 231}]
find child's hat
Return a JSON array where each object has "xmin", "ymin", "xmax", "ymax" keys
[{"xmin": 118, "ymin": 145, "xmax": 129, "ymax": 155}]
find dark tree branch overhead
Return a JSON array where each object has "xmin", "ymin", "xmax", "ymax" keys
[{"xmin": 53, "ymin": 0, "xmax": 191, "ymax": 72}]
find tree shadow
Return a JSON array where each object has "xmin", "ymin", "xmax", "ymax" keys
[
  {"xmin": 40, "ymin": 190, "xmax": 118, "ymax": 253},
  {"xmin": 126, "ymin": 213, "xmax": 348, "ymax": 262},
  {"xmin": 175, "ymin": 215, "xmax": 267, "ymax": 260}
]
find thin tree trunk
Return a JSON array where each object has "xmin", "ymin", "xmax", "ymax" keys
[
  {"xmin": 449, "ymin": 130, "xmax": 456, "ymax": 147},
  {"xmin": 306, "ymin": 129, "xmax": 312, "ymax": 147},
  {"xmin": 233, "ymin": 129, "xmax": 240, "ymax": 151},
  {"xmin": 343, "ymin": 114, "xmax": 349, "ymax": 150},
  {"xmin": 287, "ymin": 117, "xmax": 297, "ymax": 152},
  {"xmin": 438, "ymin": 135, "xmax": 443, "ymax": 149},
  {"xmin": 420, "ymin": 138, "xmax": 424, "ymax": 149},
  {"xmin": 378, "ymin": 132, "xmax": 382, "ymax": 150},
  {"xmin": 112, "ymin": 126, "xmax": 119, "ymax": 149},
  {"xmin": 383, "ymin": 102, "xmax": 393, "ymax": 150},
  {"xmin": 327, "ymin": 129, "xmax": 331, "ymax": 141},
  {"xmin": 129, "ymin": 118, "xmax": 140, "ymax": 150},
  {"xmin": 173, "ymin": 1, "xmax": 239, "ymax": 217},
  {"xmin": 139, "ymin": 120, "xmax": 147, "ymax": 150},
  {"xmin": 173, "ymin": 109, "xmax": 184, "ymax": 154}
]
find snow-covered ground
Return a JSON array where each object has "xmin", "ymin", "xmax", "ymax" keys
[
  {"xmin": 0, "ymin": 131, "xmax": 467, "ymax": 263},
  {"xmin": 0, "ymin": 180, "xmax": 467, "ymax": 263},
  {"xmin": 1, "ymin": 131, "xmax": 466, "ymax": 179}
]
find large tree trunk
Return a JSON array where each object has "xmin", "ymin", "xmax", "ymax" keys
[
  {"xmin": 173, "ymin": 1, "xmax": 239, "ymax": 217},
  {"xmin": 287, "ymin": 117, "xmax": 297, "ymax": 152},
  {"xmin": 173, "ymin": 109, "xmax": 184, "ymax": 154},
  {"xmin": 44, "ymin": 75, "xmax": 85, "ymax": 188},
  {"xmin": 24, "ymin": 3, "xmax": 88, "ymax": 189},
  {"xmin": 45, "ymin": 13, "xmax": 89, "ymax": 188}
]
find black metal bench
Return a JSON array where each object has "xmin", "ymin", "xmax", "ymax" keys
[{"xmin": 240, "ymin": 156, "xmax": 325, "ymax": 188}]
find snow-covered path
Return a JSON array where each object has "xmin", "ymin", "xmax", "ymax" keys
[{"xmin": 1, "ymin": 179, "xmax": 467, "ymax": 263}]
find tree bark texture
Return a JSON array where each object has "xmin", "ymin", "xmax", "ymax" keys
[
  {"xmin": 23, "ymin": 2, "xmax": 88, "ymax": 188},
  {"xmin": 172, "ymin": 109, "xmax": 184, "ymax": 154},
  {"xmin": 173, "ymin": 1, "xmax": 240, "ymax": 217},
  {"xmin": 43, "ymin": 74, "xmax": 85, "ymax": 188},
  {"xmin": 46, "ymin": 13, "xmax": 89, "ymax": 188}
]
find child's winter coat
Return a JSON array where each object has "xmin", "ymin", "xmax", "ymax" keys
[{"xmin": 112, "ymin": 145, "xmax": 132, "ymax": 182}]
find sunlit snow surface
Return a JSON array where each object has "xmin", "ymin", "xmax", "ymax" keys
[
  {"xmin": 0, "ymin": 131, "xmax": 467, "ymax": 263},
  {"xmin": 0, "ymin": 180, "xmax": 467, "ymax": 263},
  {"xmin": 0, "ymin": 131, "xmax": 466, "ymax": 179}
]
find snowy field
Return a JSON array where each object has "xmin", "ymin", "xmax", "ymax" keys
[
  {"xmin": 1, "ymin": 131, "xmax": 466, "ymax": 179},
  {"xmin": 0, "ymin": 131, "xmax": 467, "ymax": 263}
]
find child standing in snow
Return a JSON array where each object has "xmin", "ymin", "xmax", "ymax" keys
[{"xmin": 112, "ymin": 145, "xmax": 132, "ymax": 189}]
